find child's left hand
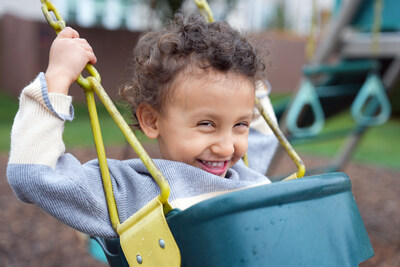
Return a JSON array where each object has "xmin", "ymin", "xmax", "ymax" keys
[{"xmin": 45, "ymin": 27, "xmax": 97, "ymax": 95}]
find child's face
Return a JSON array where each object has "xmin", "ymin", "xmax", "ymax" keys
[{"xmin": 144, "ymin": 69, "xmax": 255, "ymax": 177}]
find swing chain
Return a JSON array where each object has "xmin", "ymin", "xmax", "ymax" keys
[
  {"xmin": 40, "ymin": 0, "xmax": 101, "ymax": 91},
  {"xmin": 306, "ymin": 0, "xmax": 317, "ymax": 61},
  {"xmin": 255, "ymin": 97, "xmax": 305, "ymax": 180},
  {"xmin": 40, "ymin": 0, "xmax": 173, "ymax": 231},
  {"xmin": 194, "ymin": 0, "xmax": 214, "ymax": 23},
  {"xmin": 371, "ymin": 0, "xmax": 383, "ymax": 54}
]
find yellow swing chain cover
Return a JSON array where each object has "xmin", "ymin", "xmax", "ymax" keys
[{"xmin": 117, "ymin": 197, "xmax": 181, "ymax": 266}]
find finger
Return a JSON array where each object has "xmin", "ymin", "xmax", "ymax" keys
[
  {"xmin": 75, "ymin": 39, "xmax": 95, "ymax": 52},
  {"xmin": 88, "ymin": 51, "xmax": 97, "ymax": 65},
  {"xmin": 75, "ymin": 38, "xmax": 92, "ymax": 47},
  {"xmin": 76, "ymin": 41, "xmax": 97, "ymax": 64},
  {"xmin": 58, "ymin": 27, "xmax": 80, "ymax": 39},
  {"xmin": 80, "ymin": 42, "xmax": 95, "ymax": 54},
  {"xmin": 78, "ymin": 45, "xmax": 97, "ymax": 65}
]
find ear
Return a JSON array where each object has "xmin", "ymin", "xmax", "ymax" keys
[{"xmin": 136, "ymin": 103, "xmax": 159, "ymax": 140}]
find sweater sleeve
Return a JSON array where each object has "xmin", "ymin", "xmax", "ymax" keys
[
  {"xmin": 7, "ymin": 73, "xmax": 117, "ymax": 237},
  {"xmin": 8, "ymin": 72, "xmax": 73, "ymax": 169}
]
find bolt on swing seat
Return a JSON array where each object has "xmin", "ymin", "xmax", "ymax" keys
[{"xmin": 39, "ymin": 1, "xmax": 374, "ymax": 265}]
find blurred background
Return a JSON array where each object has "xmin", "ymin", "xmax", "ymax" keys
[{"xmin": 0, "ymin": 0, "xmax": 399, "ymax": 266}]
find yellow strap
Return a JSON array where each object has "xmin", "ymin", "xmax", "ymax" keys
[{"xmin": 117, "ymin": 198, "xmax": 180, "ymax": 266}]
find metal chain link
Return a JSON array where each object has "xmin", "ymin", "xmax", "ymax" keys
[{"xmin": 41, "ymin": 0, "xmax": 101, "ymax": 91}]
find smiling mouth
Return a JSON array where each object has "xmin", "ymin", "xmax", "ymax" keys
[{"xmin": 198, "ymin": 160, "xmax": 229, "ymax": 176}]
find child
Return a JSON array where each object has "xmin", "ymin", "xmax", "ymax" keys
[{"xmin": 7, "ymin": 13, "xmax": 278, "ymax": 238}]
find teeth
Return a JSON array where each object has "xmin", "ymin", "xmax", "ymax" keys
[{"xmin": 202, "ymin": 160, "xmax": 224, "ymax": 167}]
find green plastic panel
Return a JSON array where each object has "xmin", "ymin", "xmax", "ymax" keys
[
  {"xmin": 351, "ymin": 0, "xmax": 400, "ymax": 32},
  {"xmin": 166, "ymin": 173, "xmax": 374, "ymax": 266},
  {"xmin": 90, "ymin": 173, "xmax": 373, "ymax": 266}
]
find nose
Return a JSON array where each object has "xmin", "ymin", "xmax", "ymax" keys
[{"xmin": 210, "ymin": 135, "xmax": 235, "ymax": 158}]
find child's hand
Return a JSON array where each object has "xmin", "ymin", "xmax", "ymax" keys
[{"xmin": 45, "ymin": 27, "xmax": 97, "ymax": 95}]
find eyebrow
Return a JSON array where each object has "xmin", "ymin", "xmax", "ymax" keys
[{"xmin": 189, "ymin": 111, "xmax": 254, "ymax": 121}]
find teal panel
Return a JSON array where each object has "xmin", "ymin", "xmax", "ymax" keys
[
  {"xmin": 352, "ymin": 0, "xmax": 400, "ymax": 31},
  {"xmin": 90, "ymin": 173, "xmax": 373, "ymax": 266},
  {"xmin": 88, "ymin": 237, "xmax": 108, "ymax": 263},
  {"xmin": 89, "ymin": 236, "xmax": 129, "ymax": 267},
  {"xmin": 166, "ymin": 173, "xmax": 374, "ymax": 267}
]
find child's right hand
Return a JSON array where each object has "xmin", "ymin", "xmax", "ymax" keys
[{"xmin": 45, "ymin": 27, "xmax": 97, "ymax": 95}]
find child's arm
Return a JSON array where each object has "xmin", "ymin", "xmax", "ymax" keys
[
  {"xmin": 6, "ymin": 28, "xmax": 119, "ymax": 237},
  {"xmin": 9, "ymin": 26, "xmax": 96, "ymax": 168}
]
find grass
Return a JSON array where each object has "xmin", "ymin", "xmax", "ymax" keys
[
  {"xmin": 63, "ymin": 106, "xmax": 126, "ymax": 148},
  {"xmin": 1, "ymin": 90, "xmax": 399, "ymax": 170},
  {"xmin": 291, "ymin": 111, "xmax": 400, "ymax": 170},
  {"xmin": 62, "ymin": 101, "xmax": 150, "ymax": 149},
  {"xmin": 0, "ymin": 91, "xmax": 19, "ymax": 152},
  {"xmin": 269, "ymin": 93, "xmax": 400, "ymax": 171},
  {"xmin": 0, "ymin": 90, "xmax": 151, "ymax": 153}
]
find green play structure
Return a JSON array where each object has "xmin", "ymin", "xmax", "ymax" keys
[
  {"xmin": 274, "ymin": 0, "xmax": 396, "ymax": 175},
  {"xmin": 39, "ymin": 0, "xmax": 379, "ymax": 266}
]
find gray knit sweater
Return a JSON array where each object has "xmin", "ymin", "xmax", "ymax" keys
[{"xmin": 7, "ymin": 73, "xmax": 278, "ymax": 238}]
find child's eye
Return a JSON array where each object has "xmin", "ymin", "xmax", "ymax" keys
[
  {"xmin": 235, "ymin": 122, "xmax": 249, "ymax": 128},
  {"xmin": 234, "ymin": 122, "xmax": 250, "ymax": 133},
  {"xmin": 197, "ymin": 121, "xmax": 215, "ymax": 128}
]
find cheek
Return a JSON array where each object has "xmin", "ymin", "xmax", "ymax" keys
[
  {"xmin": 171, "ymin": 138, "xmax": 204, "ymax": 161},
  {"xmin": 235, "ymin": 135, "xmax": 249, "ymax": 157}
]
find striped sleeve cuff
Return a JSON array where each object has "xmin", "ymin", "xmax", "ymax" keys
[{"xmin": 39, "ymin": 73, "xmax": 74, "ymax": 121}]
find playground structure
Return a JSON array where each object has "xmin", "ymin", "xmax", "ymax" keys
[
  {"xmin": 273, "ymin": 0, "xmax": 396, "ymax": 175},
  {"xmin": 36, "ymin": 0, "xmax": 382, "ymax": 266}
]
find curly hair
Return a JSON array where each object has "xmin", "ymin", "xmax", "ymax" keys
[{"xmin": 120, "ymin": 13, "xmax": 266, "ymax": 124}]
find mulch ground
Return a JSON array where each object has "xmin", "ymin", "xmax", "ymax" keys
[{"xmin": 1, "ymin": 144, "xmax": 399, "ymax": 266}]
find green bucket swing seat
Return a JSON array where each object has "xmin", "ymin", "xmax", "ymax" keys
[{"xmin": 91, "ymin": 172, "xmax": 373, "ymax": 267}]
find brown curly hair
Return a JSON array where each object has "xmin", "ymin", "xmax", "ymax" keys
[{"xmin": 120, "ymin": 13, "xmax": 266, "ymax": 125}]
